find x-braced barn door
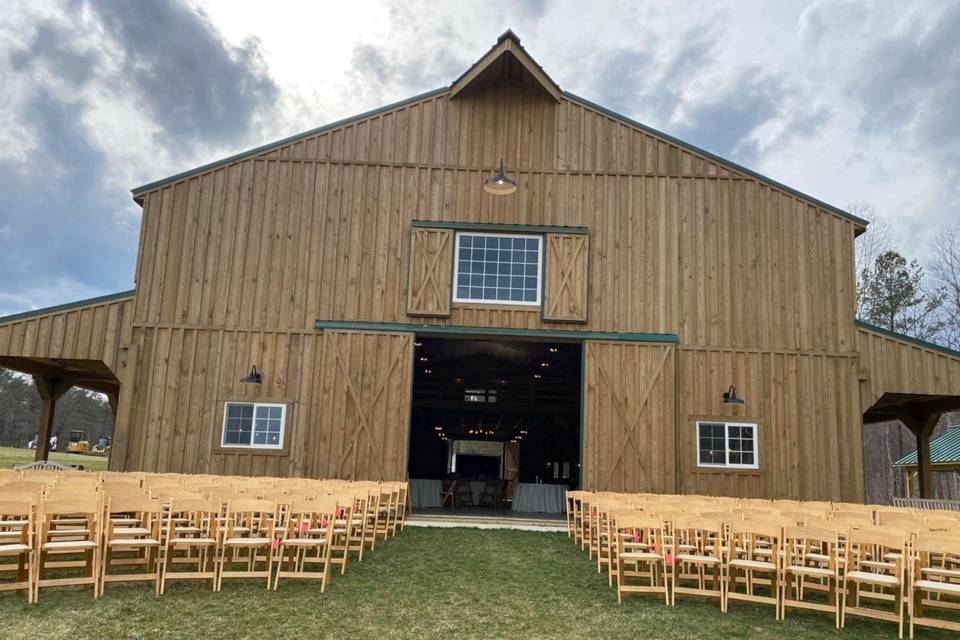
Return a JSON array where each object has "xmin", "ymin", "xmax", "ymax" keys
[
  {"xmin": 582, "ymin": 341, "xmax": 675, "ymax": 493},
  {"xmin": 316, "ymin": 330, "xmax": 413, "ymax": 481}
]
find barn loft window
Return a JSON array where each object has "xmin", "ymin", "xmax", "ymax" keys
[
  {"xmin": 453, "ymin": 232, "xmax": 542, "ymax": 305},
  {"xmin": 696, "ymin": 421, "xmax": 758, "ymax": 469},
  {"xmin": 221, "ymin": 402, "xmax": 286, "ymax": 449}
]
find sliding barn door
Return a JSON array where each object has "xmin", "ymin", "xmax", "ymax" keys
[
  {"xmin": 407, "ymin": 227, "xmax": 453, "ymax": 317},
  {"xmin": 314, "ymin": 330, "xmax": 413, "ymax": 480},
  {"xmin": 582, "ymin": 341, "xmax": 675, "ymax": 493}
]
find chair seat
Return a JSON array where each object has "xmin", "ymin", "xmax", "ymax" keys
[
  {"xmin": 846, "ymin": 570, "xmax": 898, "ymax": 585},
  {"xmin": 915, "ymin": 579, "xmax": 960, "ymax": 595},
  {"xmin": 620, "ymin": 551, "xmax": 662, "ymax": 560},
  {"xmin": 786, "ymin": 564, "xmax": 834, "ymax": 577},
  {"xmin": 0, "ymin": 543, "xmax": 30, "ymax": 554},
  {"xmin": 0, "ymin": 520, "xmax": 27, "ymax": 527},
  {"xmin": 282, "ymin": 537, "xmax": 328, "ymax": 546},
  {"xmin": 805, "ymin": 552, "xmax": 831, "ymax": 562},
  {"xmin": 114, "ymin": 527, "xmax": 150, "ymax": 536},
  {"xmin": 170, "ymin": 536, "xmax": 216, "ymax": 545},
  {"xmin": 108, "ymin": 538, "xmax": 160, "ymax": 546},
  {"xmin": 225, "ymin": 537, "xmax": 270, "ymax": 546},
  {"xmin": 730, "ymin": 558, "xmax": 776, "ymax": 571},
  {"xmin": 923, "ymin": 566, "xmax": 960, "ymax": 579},
  {"xmin": 860, "ymin": 560, "xmax": 896, "ymax": 571},
  {"xmin": 43, "ymin": 540, "xmax": 98, "ymax": 550},
  {"xmin": 50, "ymin": 528, "xmax": 90, "ymax": 536},
  {"xmin": 676, "ymin": 553, "xmax": 720, "ymax": 564}
]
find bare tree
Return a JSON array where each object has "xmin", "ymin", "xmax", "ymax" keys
[
  {"xmin": 849, "ymin": 201, "xmax": 896, "ymax": 318},
  {"xmin": 928, "ymin": 222, "xmax": 960, "ymax": 350}
]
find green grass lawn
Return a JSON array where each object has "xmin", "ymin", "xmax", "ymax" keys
[
  {"xmin": 0, "ymin": 446, "xmax": 109, "ymax": 472},
  {"xmin": 1, "ymin": 527, "xmax": 950, "ymax": 640}
]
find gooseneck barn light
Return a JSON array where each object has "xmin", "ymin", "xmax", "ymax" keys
[
  {"xmin": 240, "ymin": 365, "xmax": 262, "ymax": 384},
  {"xmin": 722, "ymin": 385, "xmax": 744, "ymax": 405},
  {"xmin": 483, "ymin": 159, "xmax": 517, "ymax": 195}
]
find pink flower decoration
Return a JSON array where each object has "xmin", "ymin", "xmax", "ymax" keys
[
  {"xmin": 271, "ymin": 538, "xmax": 280, "ymax": 549},
  {"xmin": 321, "ymin": 517, "xmax": 328, "ymax": 527},
  {"xmin": 665, "ymin": 553, "xmax": 674, "ymax": 566},
  {"xmin": 300, "ymin": 522, "xmax": 310, "ymax": 534},
  {"xmin": 336, "ymin": 508, "xmax": 343, "ymax": 518},
  {"xmin": 633, "ymin": 533, "xmax": 641, "ymax": 543}
]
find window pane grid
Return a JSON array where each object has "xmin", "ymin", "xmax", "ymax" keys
[
  {"xmin": 222, "ymin": 402, "xmax": 285, "ymax": 449},
  {"xmin": 454, "ymin": 233, "xmax": 541, "ymax": 305},
  {"xmin": 696, "ymin": 421, "xmax": 757, "ymax": 469}
]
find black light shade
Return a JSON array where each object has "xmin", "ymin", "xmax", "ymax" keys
[
  {"xmin": 241, "ymin": 365, "xmax": 262, "ymax": 384},
  {"xmin": 483, "ymin": 159, "xmax": 517, "ymax": 195},
  {"xmin": 722, "ymin": 385, "xmax": 744, "ymax": 405}
]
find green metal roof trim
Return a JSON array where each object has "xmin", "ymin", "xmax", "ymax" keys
[
  {"xmin": 314, "ymin": 319, "xmax": 677, "ymax": 343},
  {"xmin": 895, "ymin": 426, "xmax": 960, "ymax": 466},
  {"xmin": 0, "ymin": 289, "xmax": 136, "ymax": 325},
  {"xmin": 562, "ymin": 92, "xmax": 868, "ymax": 228},
  {"xmin": 130, "ymin": 87, "xmax": 450, "ymax": 195},
  {"xmin": 855, "ymin": 319, "xmax": 960, "ymax": 359}
]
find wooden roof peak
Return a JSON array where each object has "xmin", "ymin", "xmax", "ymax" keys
[{"xmin": 449, "ymin": 30, "xmax": 562, "ymax": 103}]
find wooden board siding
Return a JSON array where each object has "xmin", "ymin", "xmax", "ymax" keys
[
  {"xmin": 113, "ymin": 326, "xmax": 413, "ymax": 480},
  {"xmin": 407, "ymin": 227, "xmax": 453, "ymax": 316},
  {"xmin": 676, "ymin": 348, "xmax": 864, "ymax": 502},
  {"xmin": 582, "ymin": 341, "xmax": 675, "ymax": 493},
  {"xmin": 543, "ymin": 234, "xmax": 589, "ymax": 323},
  {"xmin": 856, "ymin": 326, "xmax": 960, "ymax": 409},
  {"xmin": 0, "ymin": 294, "xmax": 133, "ymax": 376},
  {"xmin": 131, "ymin": 85, "xmax": 857, "ymax": 353}
]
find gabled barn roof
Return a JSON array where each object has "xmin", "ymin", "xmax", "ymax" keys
[{"xmin": 130, "ymin": 31, "xmax": 867, "ymax": 229}]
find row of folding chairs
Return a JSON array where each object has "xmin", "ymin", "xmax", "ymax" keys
[
  {"xmin": 567, "ymin": 491, "xmax": 960, "ymax": 639},
  {"xmin": 0, "ymin": 471, "xmax": 408, "ymax": 603}
]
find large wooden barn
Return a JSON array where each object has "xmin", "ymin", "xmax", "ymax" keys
[{"xmin": 2, "ymin": 32, "xmax": 959, "ymax": 502}]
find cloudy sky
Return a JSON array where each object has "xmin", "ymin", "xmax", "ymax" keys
[{"xmin": 1, "ymin": 0, "xmax": 957, "ymax": 315}]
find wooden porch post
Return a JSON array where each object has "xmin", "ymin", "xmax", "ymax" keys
[
  {"xmin": 915, "ymin": 414, "xmax": 938, "ymax": 500},
  {"xmin": 33, "ymin": 375, "xmax": 73, "ymax": 462}
]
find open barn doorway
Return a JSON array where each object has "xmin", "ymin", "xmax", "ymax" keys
[{"xmin": 407, "ymin": 336, "xmax": 581, "ymax": 519}]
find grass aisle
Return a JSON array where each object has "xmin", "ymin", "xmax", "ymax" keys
[{"xmin": 0, "ymin": 527, "xmax": 949, "ymax": 639}]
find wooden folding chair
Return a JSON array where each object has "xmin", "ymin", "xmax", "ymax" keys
[
  {"xmin": 613, "ymin": 512, "xmax": 668, "ymax": 604},
  {"xmin": 841, "ymin": 528, "xmax": 907, "ymax": 638},
  {"xmin": 781, "ymin": 525, "xmax": 841, "ymax": 628},
  {"xmin": 35, "ymin": 495, "xmax": 102, "ymax": 601},
  {"xmin": 909, "ymin": 533, "xmax": 960, "ymax": 639},
  {"xmin": 670, "ymin": 517, "xmax": 724, "ymax": 608},
  {"xmin": 160, "ymin": 496, "xmax": 220, "ymax": 593},
  {"xmin": 215, "ymin": 498, "xmax": 277, "ymax": 591},
  {"xmin": 273, "ymin": 498, "xmax": 337, "ymax": 592},
  {"xmin": 0, "ymin": 499, "xmax": 35, "ymax": 602},
  {"xmin": 100, "ymin": 494, "xmax": 163, "ymax": 595},
  {"xmin": 725, "ymin": 519, "xmax": 781, "ymax": 618},
  {"xmin": 328, "ymin": 492, "xmax": 358, "ymax": 575}
]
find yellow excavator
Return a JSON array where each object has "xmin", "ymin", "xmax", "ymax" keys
[{"xmin": 65, "ymin": 430, "xmax": 90, "ymax": 454}]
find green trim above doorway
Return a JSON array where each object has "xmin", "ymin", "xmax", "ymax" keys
[{"xmin": 314, "ymin": 319, "xmax": 678, "ymax": 343}]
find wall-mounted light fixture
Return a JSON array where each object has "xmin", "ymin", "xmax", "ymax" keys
[
  {"xmin": 241, "ymin": 365, "xmax": 262, "ymax": 384},
  {"xmin": 482, "ymin": 159, "xmax": 517, "ymax": 195},
  {"xmin": 722, "ymin": 385, "xmax": 744, "ymax": 405}
]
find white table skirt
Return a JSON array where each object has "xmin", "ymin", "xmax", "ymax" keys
[
  {"xmin": 409, "ymin": 478, "xmax": 443, "ymax": 508},
  {"xmin": 511, "ymin": 483, "xmax": 566, "ymax": 513},
  {"xmin": 468, "ymin": 480, "xmax": 486, "ymax": 505}
]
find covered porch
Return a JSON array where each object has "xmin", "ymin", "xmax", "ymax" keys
[
  {"xmin": 857, "ymin": 320, "xmax": 960, "ymax": 499},
  {"xmin": 0, "ymin": 290, "xmax": 134, "ymax": 464}
]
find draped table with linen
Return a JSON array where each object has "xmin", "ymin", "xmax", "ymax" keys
[{"xmin": 511, "ymin": 483, "xmax": 566, "ymax": 513}]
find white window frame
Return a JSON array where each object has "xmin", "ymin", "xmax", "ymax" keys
[
  {"xmin": 452, "ymin": 232, "xmax": 543, "ymax": 306},
  {"xmin": 695, "ymin": 421, "xmax": 759, "ymax": 469},
  {"xmin": 221, "ymin": 402, "xmax": 286, "ymax": 450}
]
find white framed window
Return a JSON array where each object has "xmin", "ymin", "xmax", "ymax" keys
[
  {"xmin": 453, "ymin": 232, "xmax": 542, "ymax": 305},
  {"xmin": 696, "ymin": 421, "xmax": 758, "ymax": 469},
  {"xmin": 221, "ymin": 402, "xmax": 286, "ymax": 449}
]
